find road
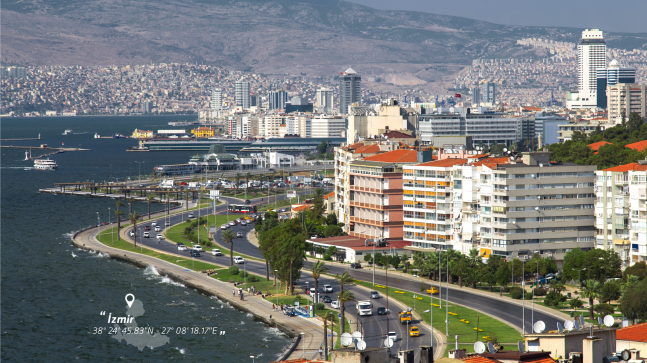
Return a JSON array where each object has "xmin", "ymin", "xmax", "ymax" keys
[{"xmin": 125, "ymin": 195, "xmax": 437, "ymax": 360}]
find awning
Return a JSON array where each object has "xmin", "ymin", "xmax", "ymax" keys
[{"xmin": 614, "ymin": 239, "xmax": 630, "ymax": 245}]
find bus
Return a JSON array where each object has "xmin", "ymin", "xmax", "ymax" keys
[{"xmin": 228, "ymin": 204, "xmax": 257, "ymax": 213}]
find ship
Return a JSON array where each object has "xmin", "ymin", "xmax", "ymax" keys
[
  {"xmin": 168, "ymin": 120, "xmax": 199, "ymax": 127},
  {"xmin": 113, "ymin": 133, "xmax": 126, "ymax": 139},
  {"xmin": 63, "ymin": 129, "xmax": 73, "ymax": 135},
  {"xmin": 34, "ymin": 159, "xmax": 58, "ymax": 170},
  {"xmin": 94, "ymin": 132, "xmax": 101, "ymax": 138}
]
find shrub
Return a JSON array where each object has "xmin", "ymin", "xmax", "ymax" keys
[
  {"xmin": 207, "ymin": 241, "xmax": 213, "ymax": 247},
  {"xmin": 534, "ymin": 287, "xmax": 548, "ymax": 296},
  {"xmin": 228, "ymin": 266, "xmax": 240, "ymax": 275},
  {"xmin": 594, "ymin": 303, "xmax": 615, "ymax": 317},
  {"xmin": 323, "ymin": 254, "xmax": 332, "ymax": 261},
  {"xmin": 510, "ymin": 287, "xmax": 524, "ymax": 299},
  {"xmin": 544, "ymin": 291, "xmax": 566, "ymax": 307},
  {"xmin": 240, "ymin": 271, "xmax": 249, "ymax": 278},
  {"xmin": 315, "ymin": 303, "xmax": 325, "ymax": 311}
]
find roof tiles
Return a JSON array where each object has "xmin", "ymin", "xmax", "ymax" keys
[
  {"xmin": 602, "ymin": 162, "xmax": 647, "ymax": 172},
  {"xmin": 626, "ymin": 140, "xmax": 647, "ymax": 152},
  {"xmin": 617, "ymin": 322, "xmax": 647, "ymax": 342},
  {"xmin": 362, "ymin": 149, "xmax": 419, "ymax": 163},
  {"xmin": 416, "ymin": 158, "xmax": 468, "ymax": 167}
]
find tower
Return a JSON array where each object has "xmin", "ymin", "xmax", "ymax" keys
[
  {"xmin": 269, "ymin": 89, "xmax": 288, "ymax": 110},
  {"xmin": 596, "ymin": 59, "xmax": 637, "ymax": 108},
  {"xmin": 211, "ymin": 88, "xmax": 222, "ymax": 110},
  {"xmin": 339, "ymin": 68, "xmax": 361, "ymax": 114},
  {"xmin": 316, "ymin": 88, "xmax": 334, "ymax": 113},
  {"xmin": 472, "ymin": 87, "xmax": 481, "ymax": 106},
  {"xmin": 483, "ymin": 83, "xmax": 496, "ymax": 105},
  {"xmin": 573, "ymin": 29, "xmax": 606, "ymax": 108},
  {"xmin": 235, "ymin": 80, "xmax": 250, "ymax": 109}
]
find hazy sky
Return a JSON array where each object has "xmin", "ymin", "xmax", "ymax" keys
[{"xmin": 346, "ymin": 0, "xmax": 646, "ymax": 33}]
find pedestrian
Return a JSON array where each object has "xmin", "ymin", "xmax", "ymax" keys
[
  {"xmin": 233, "ymin": 289, "xmax": 236, "ymax": 297},
  {"xmin": 272, "ymin": 303, "xmax": 275, "ymax": 311},
  {"xmin": 241, "ymin": 292, "xmax": 244, "ymax": 301},
  {"xmin": 319, "ymin": 347, "xmax": 323, "ymax": 358}
]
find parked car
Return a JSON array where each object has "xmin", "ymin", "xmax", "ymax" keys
[
  {"xmin": 350, "ymin": 262, "xmax": 362, "ymax": 269},
  {"xmin": 233, "ymin": 256, "xmax": 245, "ymax": 264},
  {"xmin": 143, "ymin": 232, "xmax": 150, "ymax": 238},
  {"xmin": 330, "ymin": 300, "xmax": 340, "ymax": 309},
  {"xmin": 322, "ymin": 284, "xmax": 333, "ymax": 293},
  {"xmin": 370, "ymin": 291, "xmax": 381, "ymax": 299},
  {"xmin": 177, "ymin": 243, "xmax": 187, "ymax": 251},
  {"xmin": 237, "ymin": 232, "xmax": 243, "ymax": 238},
  {"xmin": 240, "ymin": 221, "xmax": 247, "ymax": 226},
  {"xmin": 156, "ymin": 234, "xmax": 163, "ymax": 240},
  {"xmin": 211, "ymin": 249, "xmax": 223, "ymax": 256},
  {"xmin": 220, "ymin": 224, "xmax": 228, "ymax": 230}
]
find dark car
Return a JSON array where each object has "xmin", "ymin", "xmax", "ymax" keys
[
  {"xmin": 323, "ymin": 295, "xmax": 332, "ymax": 303},
  {"xmin": 190, "ymin": 250, "xmax": 201, "ymax": 257},
  {"xmin": 350, "ymin": 262, "xmax": 362, "ymax": 269},
  {"xmin": 377, "ymin": 307, "xmax": 388, "ymax": 315},
  {"xmin": 245, "ymin": 199, "xmax": 251, "ymax": 204}
]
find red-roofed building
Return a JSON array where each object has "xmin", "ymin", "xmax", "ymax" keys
[
  {"xmin": 588, "ymin": 141, "xmax": 612, "ymax": 154},
  {"xmin": 362, "ymin": 149, "xmax": 420, "ymax": 163},
  {"xmin": 305, "ymin": 235, "xmax": 411, "ymax": 263},
  {"xmin": 626, "ymin": 140, "xmax": 647, "ymax": 152},
  {"xmin": 617, "ymin": 322, "xmax": 647, "ymax": 352}
]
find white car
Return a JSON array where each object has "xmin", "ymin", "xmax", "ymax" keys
[
  {"xmin": 156, "ymin": 234, "xmax": 163, "ymax": 240},
  {"xmin": 192, "ymin": 245, "xmax": 203, "ymax": 252},
  {"xmin": 237, "ymin": 232, "xmax": 243, "ymax": 238},
  {"xmin": 233, "ymin": 256, "xmax": 244, "ymax": 264},
  {"xmin": 177, "ymin": 244, "xmax": 187, "ymax": 251},
  {"xmin": 229, "ymin": 221, "xmax": 236, "ymax": 227},
  {"xmin": 143, "ymin": 232, "xmax": 150, "ymax": 238},
  {"xmin": 154, "ymin": 226, "xmax": 161, "ymax": 231},
  {"xmin": 323, "ymin": 284, "xmax": 333, "ymax": 293},
  {"xmin": 220, "ymin": 224, "xmax": 228, "ymax": 230},
  {"xmin": 129, "ymin": 231, "xmax": 134, "ymax": 237},
  {"xmin": 388, "ymin": 332, "xmax": 398, "ymax": 341},
  {"xmin": 330, "ymin": 300, "xmax": 340, "ymax": 309},
  {"xmin": 211, "ymin": 249, "xmax": 223, "ymax": 256},
  {"xmin": 151, "ymin": 221, "xmax": 157, "ymax": 226},
  {"xmin": 188, "ymin": 212, "xmax": 194, "ymax": 218}
]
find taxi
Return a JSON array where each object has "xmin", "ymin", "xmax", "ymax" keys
[
  {"xmin": 409, "ymin": 326, "xmax": 420, "ymax": 337},
  {"xmin": 426, "ymin": 287, "xmax": 439, "ymax": 294}
]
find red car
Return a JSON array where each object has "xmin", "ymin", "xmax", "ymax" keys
[{"xmin": 144, "ymin": 226, "xmax": 151, "ymax": 230}]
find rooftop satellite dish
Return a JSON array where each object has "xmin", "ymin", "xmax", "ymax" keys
[
  {"xmin": 384, "ymin": 337, "xmax": 394, "ymax": 348},
  {"xmin": 598, "ymin": 317, "xmax": 604, "ymax": 326},
  {"xmin": 487, "ymin": 341, "xmax": 496, "ymax": 354},
  {"xmin": 510, "ymin": 157, "xmax": 514, "ymax": 161},
  {"xmin": 341, "ymin": 333, "xmax": 352, "ymax": 347},
  {"xmin": 579, "ymin": 316, "xmax": 585, "ymax": 327},
  {"xmin": 564, "ymin": 321, "xmax": 574, "ymax": 331},
  {"xmin": 603, "ymin": 315, "xmax": 614, "ymax": 327},
  {"xmin": 534, "ymin": 321, "xmax": 546, "ymax": 333},
  {"xmin": 357, "ymin": 340, "xmax": 366, "ymax": 351},
  {"xmin": 574, "ymin": 319, "xmax": 581, "ymax": 331},
  {"xmin": 621, "ymin": 350, "xmax": 631, "ymax": 361},
  {"xmin": 557, "ymin": 322, "xmax": 564, "ymax": 334},
  {"xmin": 518, "ymin": 341, "xmax": 525, "ymax": 353},
  {"xmin": 539, "ymin": 163, "xmax": 544, "ymax": 167},
  {"xmin": 503, "ymin": 148, "xmax": 508, "ymax": 152},
  {"xmin": 474, "ymin": 341, "xmax": 486, "ymax": 354},
  {"xmin": 352, "ymin": 331, "xmax": 363, "ymax": 342}
]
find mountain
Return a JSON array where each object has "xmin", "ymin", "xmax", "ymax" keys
[{"xmin": 2, "ymin": 0, "xmax": 646, "ymax": 84}]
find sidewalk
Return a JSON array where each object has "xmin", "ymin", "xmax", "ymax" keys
[{"xmin": 73, "ymin": 226, "xmax": 327, "ymax": 360}]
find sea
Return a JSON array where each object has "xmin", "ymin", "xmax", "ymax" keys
[{"xmin": 0, "ymin": 116, "xmax": 291, "ymax": 362}]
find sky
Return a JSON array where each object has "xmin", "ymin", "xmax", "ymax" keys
[{"xmin": 346, "ymin": 0, "xmax": 647, "ymax": 33}]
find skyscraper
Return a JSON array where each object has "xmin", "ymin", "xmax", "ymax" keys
[
  {"xmin": 269, "ymin": 90, "xmax": 288, "ymax": 110},
  {"xmin": 211, "ymin": 88, "xmax": 222, "ymax": 110},
  {"xmin": 567, "ymin": 29, "xmax": 607, "ymax": 109},
  {"xmin": 482, "ymin": 83, "xmax": 496, "ymax": 105},
  {"xmin": 596, "ymin": 60, "xmax": 637, "ymax": 108},
  {"xmin": 235, "ymin": 80, "xmax": 250, "ymax": 109},
  {"xmin": 316, "ymin": 88, "xmax": 334, "ymax": 113},
  {"xmin": 339, "ymin": 68, "xmax": 361, "ymax": 114},
  {"xmin": 472, "ymin": 87, "xmax": 481, "ymax": 106}
]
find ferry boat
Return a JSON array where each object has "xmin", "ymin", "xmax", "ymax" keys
[
  {"xmin": 63, "ymin": 129, "xmax": 73, "ymax": 135},
  {"xmin": 34, "ymin": 159, "xmax": 58, "ymax": 170}
]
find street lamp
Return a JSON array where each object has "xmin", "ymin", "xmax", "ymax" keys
[
  {"xmin": 97, "ymin": 212, "xmax": 100, "ymax": 237},
  {"xmin": 446, "ymin": 252, "xmax": 449, "ymax": 335},
  {"xmin": 275, "ymin": 269, "xmax": 279, "ymax": 308},
  {"xmin": 301, "ymin": 332, "xmax": 305, "ymax": 359},
  {"xmin": 135, "ymin": 161, "xmax": 145, "ymax": 186},
  {"xmin": 109, "ymin": 207, "xmax": 112, "ymax": 245}
]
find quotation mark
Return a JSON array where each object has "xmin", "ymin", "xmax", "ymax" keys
[{"xmin": 100, "ymin": 311, "xmax": 106, "ymax": 315}]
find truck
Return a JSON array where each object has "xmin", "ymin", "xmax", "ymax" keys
[
  {"xmin": 188, "ymin": 182, "xmax": 199, "ymax": 189},
  {"xmin": 356, "ymin": 300, "xmax": 373, "ymax": 316},
  {"xmin": 399, "ymin": 309, "xmax": 412, "ymax": 324},
  {"xmin": 159, "ymin": 179, "xmax": 175, "ymax": 189}
]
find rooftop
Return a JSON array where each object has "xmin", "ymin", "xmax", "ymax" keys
[
  {"xmin": 382, "ymin": 130, "xmax": 415, "ymax": 139},
  {"xmin": 416, "ymin": 158, "xmax": 468, "ymax": 168},
  {"xmin": 323, "ymin": 191, "xmax": 335, "ymax": 200},
  {"xmin": 626, "ymin": 140, "xmax": 647, "ymax": 152},
  {"xmin": 305, "ymin": 235, "xmax": 411, "ymax": 251},
  {"xmin": 588, "ymin": 141, "xmax": 612, "ymax": 154},
  {"xmin": 602, "ymin": 162, "xmax": 647, "ymax": 172},
  {"xmin": 617, "ymin": 322, "xmax": 647, "ymax": 342},
  {"xmin": 362, "ymin": 149, "xmax": 419, "ymax": 163},
  {"xmin": 470, "ymin": 157, "xmax": 512, "ymax": 167}
]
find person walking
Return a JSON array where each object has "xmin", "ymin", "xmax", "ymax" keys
[
  {"xmin": 233, "ymin": 289, "xmax": 236, "ymax": 297},
  {"xmin": 272, "ymin": 303, "xmax": 276, "ymax": 311},
  {"xmin": 318, "ymin": 347, "xmax": 323, "ymax": 358}
]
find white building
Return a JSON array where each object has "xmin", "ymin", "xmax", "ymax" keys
[
  {"xmin": 418, "ymin": 110, "xmax": 525, "ymax": 146},
  {"xmin": 312, "ymin": 116, "xmax": 346, "ymax": 138},
  {"xmin": 316, "ymin": 88, "xmax": 334, "ymax": 113},
  {"xmin": 211, "ymin": 88, "xmax": 222, "ymax": 110},
  {"xmin": 235, "ymin": 80, "xmax": 250, "ymax": 109},
  {"xmin": 261, "ymin": 114, "xmax": 284, "ymax": 138},
  {"xmin": 607, "ymin": 83, "xmax": 647, "ymax": 124},
  {"xmin": 567, "ymin": 29, "xmax": 607, "ymax": 109},
  {"xmin": 285, "ymin": 114, "xmax": 312, "ymax": 138}
]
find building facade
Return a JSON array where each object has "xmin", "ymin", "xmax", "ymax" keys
[
  {"xmin": 269, "ymin": 90, "xmax": 288, "ymax": 110},
  {"xmin": 418, "ymin": 111, "xmax": 524, "ymax": 146},
  {"xmin": 235, "ymin": 80, "xmax": 250, "ymax": 109},
  {"xmin": 607, "ymin": 83, "xmax": 647, "ymax": 124},
  {"xmin": 132, "ymin": 129, "xmax": 154, "ymax": 139},
  {"xmin": 316, "ymin": 88, "xmax": 334, "ymax": 113},
  {"xmin": 483, "ymin": 83, "xmax": 496, "ymax": 105},
  {"xmin": 339, "ymin": 68, "xmax": 361, "ymax": 115},
  {"xmin": 596, "ymin": 60, "xmax": 636, "ymax": 108},
  {"xmin": 472, "ymin": 87, "xmax": 481, "ymax": 106},
  {"xmin": 567, "ymin": 29, "xmax": 607, "ymax": 109},
  {"xmin": 191, "ymin": 127, "xmax": 216, "ymax": 138},
  {"xmin": 211, "ymin": 88, "xmax": 222, "ymax": 110},
  {"xmin": 312, "ymin": 116, "xmax": 346, "ymax": 138}
]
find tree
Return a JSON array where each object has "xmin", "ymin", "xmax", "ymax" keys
[
  {"xmin": 336, "ymin": 272, "xmax": 354, "ymax": 295},
  {"xmin": 311, "ymin": 261, "xmax": 328, "ymax": 304},
  {"xmin": 127, "ymin": 197, "xmax": 137, "ymax": 215},
  {"xmin": 221, "ymin": 230, "xmax": 235, "ymax": 266},
  {"xmin": 619, "ymin": 278, "xmax": 647, "ymax": 324},
  {"xmin": 623, "ymin": 261, "xmax": 647, "ymax": 282},
  {"xmin": 580, "ymin": 280, "xmax": 601, "ymax": 319},
  {"xmin": 495, "ymin": 263, "xmax": 510, "ymax": 296},
  {"xmin": 337, "ymin": 290, "xmax": 356, "ymax": 335},
  {"xmin": 322, "ymin": 312, "xmax": 335, "ymax": 357},
  {"xmin": 325, "ymin": 213, "xmax": 338, "ymax": 226},
  {"xmin": 234, "ymin": 173, "xmax": 241, "ymax": 196},
  {"xmin": 146, "ymin": 194, "xmax": 155, "ymax": 219},
  {"xmin": 363, "ymin": 253, "xmax": 373, "ymax": 264},
  {"xmin": 128, "ymin": 212, "xmax": 140, "ymax": 248},
  {"xmin": 594, "ymin": 303, "xmax": 615, "ymax": 317},
  {"xmin": 568, "ymin": 297, "xmax": 584, "ymax": 311},
  {"xmin": 599, "ymin": 280, "xmax": 621, "ymax": 303},
  {"xmin": 280, "ymin": 234, "xmax": 307, "ymax": 295},
  {"xmin": 317, "ymin": 140, "xmax": 328, "ymax": 154},
  {"xmin": 626, "ymin": 112, "xmax": 644, "ymax": 133},
  {"xmin": 114, "ymin": 209, "xmax": 124, "ymax": 240},
  {"xmin": 544, "ymin": 291, "xmax": 566, "ymax": 307},
  {"xmin": 562, "ymin": 248, "xmax": 587, "ymax": 282}
]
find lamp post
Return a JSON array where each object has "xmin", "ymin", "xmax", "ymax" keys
[
  {"xmin": 446, "ymin": 251, "xmax": 449, "ymax": 335},
  {"xmin": 135, "ymin": 161, "xmax": 145, "ymax": 186},
  {"xmin": 109, "ymin": 207, "xmax": 112, "ymax": 245},
  {"xmin": 275, "ymin": 269, "xmax": 279, "ymax": 308},
  {"xmin": 97, "ymin": 212, "xmax": 100, "ymax": 236},
  {"xmin": 250, "ymin": 355, "xmax": 255, "ymax": 363},
  {"xmin": 439, "ymin": 251, "xmax": 442, "ymax": 309},
  {"xmin": 301, "ymin": 332, "xmax": 305, "ymax": 359},
  {"xmin": 372, "ymin": 240, "xmax": 376, "ymax": 285}
]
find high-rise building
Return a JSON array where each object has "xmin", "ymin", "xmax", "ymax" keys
[
  {"xmin": 141, "ymin": 101, "xmax": 152, "ymax": 113},
  {"xmin": 607, "ymin": 83, "xmax": 647, "ymax": 124},
  {"xmin": 235, "ymin": 80, "xmax": 250, "ymax": 109},
  {"xmin": 311, "ymin": 116, "xmax": 346, "ymax": 138},
  {"xmin": 284, "ymin": 96, "xmax": 313, "ymax": 113},
  {"xmin": 269, "ymin": 90, "xmax": 288, "ymax": 110},
  {"xmin": 250, "ymin": 95, "xmax": 262, "ymax": 108},
  {"xmin": 339, "ymin": 68, "xmax": 361, "ymax": 114},
  {"xmin": 482, "ymin": 83, "xmax": 496, "ymax": 105},
  {"xmin": 472, "ymin": 87, "xmax": 481, "ymax": 106},
  {"xmin": 596, "ymin": 60, "xmax": 637, "ymax": 108},
  {"xmin": 211, "ymin": 88, "xmax": 222, "ymax": 110},
  {"xmin": 316, "ymin": 88, "xmax": 334, "ymax": 112},
  {"xmin": 567, "ymin": 29, "xmax": 607, "ymax": 109}
]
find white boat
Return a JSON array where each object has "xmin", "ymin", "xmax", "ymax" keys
[
  {"xmin": 63, "ymin": 129, "xmax": 73, "ymax": 135},
  {"xmin": 34, "ymin": 159, "xmax": 58, "ymax": 170},
  {"xmin": 94, "ymin": 132, "xmax": 101, "ymax": 138}
]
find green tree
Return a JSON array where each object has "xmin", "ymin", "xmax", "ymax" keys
[
  {"xmin": 280, "ymin": 234, "xmax": 307, "ymax": 295},
  {"xmin": 337, "ymin": 290, "xmax": 356, "ymax": 335},
  {"xmin": 114, "ymin": 208, "xmax": 124, "ymax": 240},
  {"xmin": 568, "ymin": 297, "xmax": 584, "ymax": 311},
  {"xmin": 623, "ymin": 261, "xmax": 647, "ymax": 281},
  {"xmin": 619, "ymin": 278, "xmax": 647, "ymax": 324},
  {"xmin": 221, "ymin": 230, "xmax": 235, "ymax": 266},
  {"xmin": 317, "ymin": 140, "xmax": 328, "ymax": 154},
  {"xmin": 146, "ymin": 194, "xmax": 155, "ymax": 220},
  {"xmin": 363, "ymin": 253, "xmax": 373, "ymax": 264},
  {"xmin": 626, "ymin": 112, "xmax": 644, "ymax": 133},
  {"xmin": 336, "ymin": 272, "xmax": 354, "ymax": 295},
  {"xmin": 599, "ymin": 280, "xmax": 621, "ymax": 303},
  {"xmin": 311, "ymin": 260, "xmax": 328, "ymax": 304},
  {"xmin": 594, "ymin": 303, "xmax": 615, "ymax": 317},
  {"xmin": 544, "ymin": 291, "xmax": 566, "ymax": 307},
  {"xmin": 326, "ymin": 213, "xmax": 338, "ymax": 226},
  {"xmin": 495, "ymin": 263, "xmax": 510, "ymax": 296},
  {"xmin": 581, "ymin": 280, "xmax": 601, "ymax": 319},
  {"xmin": 127, "ymin": 197, "xmax": 137, "ymax": 215},
  {"xmin": 128, "ymin": 212, "xmax": 140, "ymax": 248},
  {"xmin": 562, "ymin": 248, "xmax": 587, "ymax": 282}
]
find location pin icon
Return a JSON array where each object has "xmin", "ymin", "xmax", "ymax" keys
[{"xmin": 125, "ymin": 294, "xmax": 135, "ymax": 308}]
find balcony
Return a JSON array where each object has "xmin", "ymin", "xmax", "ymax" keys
[
  {"xmin": 349, "ymin": 201, "xmax": 398, "ymax": 211},
  {"xmin": 350, "ymin": 216, "xmax": 399, "ymax": 227}
]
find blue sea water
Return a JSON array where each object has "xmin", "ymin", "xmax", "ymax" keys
[{"xmin": 1, "ymin": 116, "xmax": 291, "ymax": 362}]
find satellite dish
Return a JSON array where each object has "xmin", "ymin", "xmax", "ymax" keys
[
  {"xmin": 533, "ymin": 321, "xmax": 546, "ymax": 333},
  {"xmin": 518, "ymin": 341, "xmax": 524, "ymax": 353},
  {"xmin": 357, "ymin": 340, "xmax": 366, "ymax": 350},
  {"xmin": 621, "ymin": 350, "xmax": 631, "ymax": 361},
  {"xmin": 487, "ymin": 341, "xmax": 496, "ymax": 354},
  {"xmin": 539, "ymin": 163, "xmax": 544, "ymax": 167},
  {"xmin": 579, "ymin": 316, "xmax": 586, "ymax": 327},
  {"xmin": 604, "ymin": 315, "xmax": 615, "ymax": 327},
  {"xmin": 503, "ymin": 148, "xmax": 508, "ymax": 152},
  {"xmin": 352, "ymin": 331, "xmax": 363, "ymax": 342},
  {"xmin": 474, "ymin": 341, "xmax": 486, "ymax": 354},
  {"xmin": 557, "ymin": 322, "xmax": 564, "ymax": 333},
  {"xmin": 384, "ymin": 337, "xmax": 394, "ymax": 348},
  {"xmin": 574, "ymin": 319, "xmax": 581, "ymax": 331},
  {"xmin": 341, "ymin": 333, "xmax": 352, "ymax": 347},
  {"xmin": 598, "ymin": 317, "xmax": 604, "ymax": 326},
  {"xmin": 564, "ymin": 321, "xmax": 574, "ymax": 331}
]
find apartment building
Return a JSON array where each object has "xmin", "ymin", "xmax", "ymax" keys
[
  {"xmin": 607, "ymin": 83, "xmax": 647, "ymax": 124},
  {"xmin": 418, "ymin": 111, "xmax": 526, "ymax": 146},
  {"xmin": 312, "ymin": 116, "xmax": 346, "ymax": 138},
  {"xmin": 191, "ymin": 127, "xmax": 215, "ymax": 138},
  {"xmin": 285, "ymin": 114, "xmax": 311, "ymax": 138},
  {"xmin": 403, "ymin": 152, "xmax": 597, "ymax": 264},
  {"xmin": 261, "ymin": 114, "xmax": 284, "ymax": 138},
  {"xmin": 346, "ymin": 99, "xmax": 409, "ymax": 144}
]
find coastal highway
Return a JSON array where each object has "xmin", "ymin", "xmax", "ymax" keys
[{"xmin": 125, "ymin": 200, "xmax": 437, "ymax": 360}]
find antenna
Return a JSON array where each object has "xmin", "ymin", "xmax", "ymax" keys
[
  {"xmin": 518, "ymin": 341, "xmax": 524, "ymax": 353},
  {"xmin": 474, "ymin": 341, "xmax": 486, "ymax": 354},
  {"xmin": 564, "ymin": 321, "xmax": 574, "ymax": 331},
  {"xmin": 557, "ymin": 322, "xmax": 564, "ymax": 333},
  {"xmin": 621, "ymin": 350, "xmax": 631, "ymax": 361},
  {"xmin": 574, "ymin": 319, "xmax": 581, "ymax": 331},
  {"xmin": 341, "ymin": 333, "xmax": 352, "ymax": 347},
  {"xmin": 533, "ymin": 321, "xmax": 546, "ymax": 333},
  {"xmin": 357, "ymin": 340, "xmax": 366, "ymax": 350},
  {"xmin": 503, "ymin": 148, "xmax": 508, "ymax": 152},
  {"xmin": 603, "ymin": 315, "xmax": 614, "ymax": 327},
  {"xmin": 487, "ymin": 341, "xmax": 496, "ymax": 354},
  {"xmin": 352, "ymin": 331, "xmax": 363, "ymax": 343}
]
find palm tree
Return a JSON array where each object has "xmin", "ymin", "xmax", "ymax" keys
[
  {"xmin": 129, "ymin": 212, "xmax": 141, "ymax": 248},
  {"xmin": 127, "ymin": 197, "xmax": 137, "ymax": 215},
  {"xmin": 337, "ymin": 290, "xmax": 356, "ymax": 334},
  {"xmin": 311, "ymin": 261, "xmax": 329, "ymax": 304},
  {"xmin": 245, "ymin": 171, "xmax": 252, "ymax": 199},
  {"xmin": 581, "ymin": 280, "xmax": 601, "ymax": 320},
  {"xmin": 234, "ymin": 173, "xmax": 242, "ymax": 196},
  {"xmin": 115, "ymin": 200, "xmax": 125, "ymax": 236},
  {"xmin": 322, "ymin": 311, "xmax": 336, "ymax": 356},
  {"xmin": 114, "ymin": 209, "xmax": 124, "ymax": 240},
  {"xmin": 222, "ymin": 230, "xmax": 235, "ymax": 266},
  {"xmin": 146, "ymin": 194, "xmax": 155, "ymax": 219},
  {"xmin": 336, "ymin": 272, "xmax": 354, "ymax": 294}
]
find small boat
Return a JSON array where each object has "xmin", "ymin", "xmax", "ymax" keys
[
  {"xmin": 113, "ymin": 133, "xmax": 126, "ymax": 139},
  {"xmin": 94, "ymin": 132, "xmax": 101, "ymax": 138},
  {"xmin": 34, "ymin": 158, "xmax": 58, "ymax": 170},
  {"xmin": 63, "ymin": 129, "xmax": 73, "ymax": 135}
]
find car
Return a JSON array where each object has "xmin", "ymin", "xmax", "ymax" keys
[
  {"xmin": 188, "ymin": 212, "xmax": 194, "ymax": 218},
  {"xmin": 322, "ymin": 284, "xmax": 333, "ymax": 293},
  {"xmin": 229, "ymin": 221, "xmax": 236, "ymax": 227},
  {"xmin": 144, "ymin": 226, "xmax": 151, "ymax": 231},
  {"xmin": 154, "ymin": 226, "xmax": 161, "ymax": 231},
  {"xmin": 129, "ymin": 231, "xmax": 135, "ymax": 237},
  {"xmin": 237, "ymin": 232, "xmax": 243, "ymax": 238},
  {"xmin": 330, "ymin": 300, "xmax": 340, "ymax": 309},
  {"xmin": 143, "ymin": 232, "xmax": 150, "ymax": 238},
  {"xmin": 387, "ymin": 332, "xmax": 398, "ymax": 341},
  {"xmin": 192, "ymin": 245, "xmax": 203, "ymax": 252},
  {"xmin": 370, "ymin": 291, "xmax": 381, "ymax": 299},
  {"xmin": 309, "ymin": 287, "xmax": 317, "ymax": 295},
  {"xmin": 426, "ymin": 287, "xmax": 439, "ymax": 295},
  {"xmin": 211, "ymin": 249, "xmax": 223, "ymax": 256},
  {"xmin": 240, "ymin": 221, "xmax": 247, "ymax": 226},
  {"xmin": 165, "ymin": 221, "xmax": 170, "ymax": 226},
  {"xmin": 156, "ymin": 234, "xmax": 163, "ymax": 240},
  {"xmin": 151, "ymin": 221, "xmax": 157, "ymax": 226},
  {"xmin": 409, "ymin": 327, "xmax": 420, "ymax": 337},
  {"xmin": 190, "ymin": 250, "xmax": 201, "ymax": 257},
  {"xmin": 350, "ymin": 262, "xmax": 362, "ymax": 269},
  {"xmin": 233, "ymin": 256, "xmax": 245, "ymax": 264},
  {"xmin": 177, "ymin": 244, "xmax": 187, "ymax": 251},
  {"xmin": 323, "ymin": 295, "xmax": 332, "ymax": 303},
  {"xmin": 220, "ymin": 224, "xmax": 228, "ymax": 230},
  {"xmin": 377, "ymin": 307, "xmax": 388, "ymax": 315},
  {"xmin": 245, "ymin": 199, "xmax": 251, "ymax": 204}
]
